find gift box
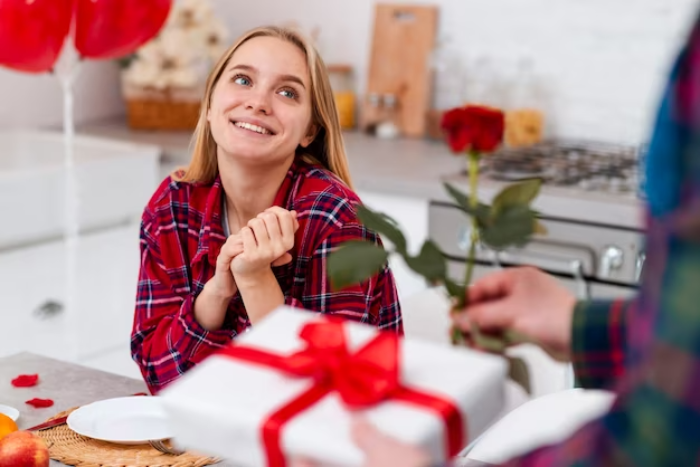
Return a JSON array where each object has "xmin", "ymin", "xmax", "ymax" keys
[{"xmin": 159, "ymin": 306, "xmax": 507, "ymax": 466}]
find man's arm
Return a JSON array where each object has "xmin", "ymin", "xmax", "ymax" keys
[{"xmin": 570, "ymin": 298, "xmax": 632, "ymax": 389}]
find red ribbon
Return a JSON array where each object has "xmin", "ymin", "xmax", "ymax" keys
[{"xmin": 218, "ymin": 318, "xmax": 465, "ymax": 467}]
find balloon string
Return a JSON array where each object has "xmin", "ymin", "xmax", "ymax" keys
[{"xmin": 59, "ymin": 58, "xmax": 80, "ymax": 359}]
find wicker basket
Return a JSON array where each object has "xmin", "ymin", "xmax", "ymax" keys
[{"xmin": 123, "ymin": 83, "xmax": 202, "ymax": 131}]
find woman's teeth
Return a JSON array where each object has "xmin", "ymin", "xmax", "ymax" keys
[{"xmin": 234, "ymin": 121, "xmax": 271, "ymax": 135}]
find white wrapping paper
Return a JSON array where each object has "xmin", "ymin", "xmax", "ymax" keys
[{"xmin": 160, "ymin": 306, "xmax": 507, "ymax": 466}]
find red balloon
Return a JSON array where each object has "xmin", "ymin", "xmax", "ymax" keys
[
  {"xmin": 74, "ymin": 0, "xmax": 172, "ymax": 60},
  {"xmin": 0, "ymin": 0, "xmax": 73, "ymax": 73}
]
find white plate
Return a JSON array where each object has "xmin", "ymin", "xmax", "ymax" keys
[
  {"xmin": 67, "ymin": 396, "xmax": 172, "ymax": 445},
  {"xmin": 0, "ymin": 404, "xmax": 19, "ymax": 421}
]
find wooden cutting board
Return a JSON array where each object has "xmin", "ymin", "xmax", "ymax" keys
[{"xmin": 363, "ymin": 4, "xmax": 438, "ymax": 137}]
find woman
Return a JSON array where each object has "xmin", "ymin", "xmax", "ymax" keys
[{"xmin": 131, "ymin": 26, "xmax": 402, "ymax": 394}]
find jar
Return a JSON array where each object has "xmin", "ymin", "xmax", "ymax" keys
[
  {"xmin": 327, "ymin": 64, "xmax": 356, "ymax": 130},
  {"xmin": 375, "ymin": 94, "xmax": 400, "ymax": 139},
  {"xmin": 504, "ymin": 57, "xmax": 546, "ymax": 148}
]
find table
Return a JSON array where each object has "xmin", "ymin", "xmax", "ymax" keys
[{"xmin": 0, "ymin": 353, "xmax": 492, "ymax": 467}]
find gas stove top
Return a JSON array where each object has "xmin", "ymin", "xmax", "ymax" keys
[{"xmin": 483, "ymin": 141, "xmax": 642, "ymax": 196}]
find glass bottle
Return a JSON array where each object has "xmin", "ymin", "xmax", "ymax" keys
[
  {"xmin": 504, "ymin": 57, "xmax": 546, "ymax": 148},
  {"xmin": 376, "ymin": 94, "xmax": 400, "ymax": 139},
  {"xmin": 327, "ymin": 64, "xmax": 356, "ymax": 130}
]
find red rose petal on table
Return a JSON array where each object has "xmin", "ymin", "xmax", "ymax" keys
[
  {"xmin": 11, "ymin": 374, "xmax": 39, "ymax": 387},
  {"xmin": 25, "ymin": 398, "xmax": 54, "ymax": 408}
]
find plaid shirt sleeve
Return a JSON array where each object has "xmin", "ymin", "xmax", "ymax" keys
[
  {"xmin": 131, "ymin": 207, "xmax": 233, "ymax": 394},
  {"xmin": 287, "ymin": 190, "xmax": 403, "ymax": 334},
  {"xmin": 291, "ymin": 222, "xmax": 403, "ymax": 334},
  {"xmin": 570, "ymin": 299, "xmax": 631, "ymax": 389}
]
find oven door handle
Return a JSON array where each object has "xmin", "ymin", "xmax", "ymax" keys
[{"xmin": 494, "ymin": 249, "xmax": 591, "ymax": 300}]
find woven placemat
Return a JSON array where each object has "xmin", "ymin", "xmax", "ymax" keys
[{"xmin": 36, "ymin": 407, "xmax": 219, "ymax": 467}]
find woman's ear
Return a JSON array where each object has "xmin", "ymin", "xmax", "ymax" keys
[{"xmin": 300, "ymin": 123, "xmax": 319, "ymax": 148}]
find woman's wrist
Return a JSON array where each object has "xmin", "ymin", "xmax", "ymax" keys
[
  {"xmin": 194, "ymin": 280, "xmax": 235, "ymax": 331},
  {"xmin": 235, "ymin": 267, "xmax": 285, "ymax": 324},
  {"xmin": 208, "ymin": 272, "xmax": 237, "ymax": 300},
  {"xmin": 234, "ymin": 267, "xmax": 276, "ymax": 291}
]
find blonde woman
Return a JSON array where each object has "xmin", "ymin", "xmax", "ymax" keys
[{"xmin": 131, "ymin": 26, "xmax": 403, "ymax": 394}]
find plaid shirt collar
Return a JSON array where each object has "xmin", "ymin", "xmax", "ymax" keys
[{"xmin": 193, "ymin": 158, "xmax": 302, "ymax": 268}]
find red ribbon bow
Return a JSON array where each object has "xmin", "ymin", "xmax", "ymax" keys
[{"xmin": 218, "ymin": 319, "xmax": 465, "ymax": 467}]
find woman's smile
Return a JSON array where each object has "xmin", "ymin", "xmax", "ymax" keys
[{"xmin": 230, "ymin": 117, "xmax": 276, "ymax": 138}]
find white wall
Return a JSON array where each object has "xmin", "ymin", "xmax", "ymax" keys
[
  {"xmin": 0, "ymin": 60, "xmax": 124, "ymax": 129},
  {"xmin": 211, "ymin": 0, "xmax": 698, "ymax": 144},
  {"xmin": 0, "ymin": 0, "xmax": 697, "ymax": 144}
]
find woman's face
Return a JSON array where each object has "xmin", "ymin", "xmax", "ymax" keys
[{"xmin": 208, "ymin": 36, "xmax": 316, "ymax": 166}]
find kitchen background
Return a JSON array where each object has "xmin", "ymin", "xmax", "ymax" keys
[
  {"xmin": 1, "ymin": 0, "xmax": 697, "ymax": 142},
  {"xmin": 0, "ymin": 0, "xmax": 697, "ymax": 396}
]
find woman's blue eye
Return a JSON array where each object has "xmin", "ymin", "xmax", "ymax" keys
[
  {"xmin": 279, "ymin": 88, "xmax": 298, "ymax": 99},
  {"xmin": 233, "ymin": 75, "xmax": 251, "ymax": 86}
]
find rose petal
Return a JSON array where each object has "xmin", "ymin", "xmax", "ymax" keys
[
  {"xmin": 440, "ymin": 105, "xmax": 505, "ymax": 154},
  {"xmin": 25, "ymin": 398, "xmax": 54, "ymax": 408},
  {"xmin": 447, "ymin": 128, "xmax": 472, "ymax": 153},
  {"xmin": 11, "ymin": 374, "xmax": 39, "ymax": 387}
]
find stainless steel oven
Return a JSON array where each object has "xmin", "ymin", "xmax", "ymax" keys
[{"xmin": 429, "ymin": 201, "xmax": 642, "ymax": 301}]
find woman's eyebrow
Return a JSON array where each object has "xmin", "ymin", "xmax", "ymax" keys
[
  {"xmin": 227, "ymin": 63, "xmax": 256, "ymax": 74},
  {"xmin": 278, "ymin": 74, "xmax": 306, "ymax": 89}
]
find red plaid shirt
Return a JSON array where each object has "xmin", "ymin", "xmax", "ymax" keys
[{"xmin": 131, "ymin": 158, "xmax": 403, "ymax": 393}]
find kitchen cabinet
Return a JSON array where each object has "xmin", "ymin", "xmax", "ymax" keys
[
  {"xmin": 0, "ymin": 224, "xmax": 141, "ymax": 376},
  {"xmin": 0, "ymin": 130, "xmax": 159, "ymax": 251}
]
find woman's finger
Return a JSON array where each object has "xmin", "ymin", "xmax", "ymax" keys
[
  {"xmin": 240, "ymin": 226, "xmax": 257, "ymax": 254},
  {"xmin": 247, "ymin": 218, "xmax": 270, "ymax": 251},
  {"xmin": 266, "ymin": 207, "xmax": 299, "ymax": 233},
  {"xmin": 265, "ymin": 207, "xmax": 296, "ymax": 251},
  {"xmin": 258, "ymin": 211, "xmax": 282, "ymax": 244},
  {"xmin": 217, "ymin": 234, "xmax": 243, "ymax": 267}
]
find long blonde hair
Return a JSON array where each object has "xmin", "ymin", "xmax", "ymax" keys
[{"xmin": 177, "ymin": 26, "xmax": 353, "ymax": 189}]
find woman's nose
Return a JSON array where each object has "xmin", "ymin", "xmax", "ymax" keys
[{"xmin": 245, "ymin": 90, "xmax": 271, "ymax": 115}]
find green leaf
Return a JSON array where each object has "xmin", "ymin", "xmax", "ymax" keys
[
  {"xmin": 327, "ymin": 240, "xmax": 389, "ymax": 290},
  {"xmin": 492, "ymin": 178, "xmax": 542, "ymax": 217},
  {"xmin": 508, "ymin": 357, "xmax": 532, "ymax": 394},
  {"xmin": 404, "ymin": 240, "xmax": 447, "ymax": 283},
  {"xmin": 443, "ymin": 183, "xmax": 492, "ymax": 225},
  {"xmin": 444, "ymin": 277, "xmax": 465, "ymax": 304},
  {"xmin": 356, "ymin": 205, "xmax": 408, "ymax": 253},
  {"xmin": 481, "ymin": 205, "xmax": 537, "ymax": 249},
  {"xmin": 471, "ymin": 327, "xmax": 509, "ymax": 353},
  {"xmin": 444, "ymin": 182, "xmax": 473, "ymax": 212},
  {"xmin": 451, "ymin": 326, "xmax": 466, "ymax": 346}
]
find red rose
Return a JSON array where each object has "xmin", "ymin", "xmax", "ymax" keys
[{"xmin": 440, "ymin": 105, "xmax": 505, "ymax": 154}]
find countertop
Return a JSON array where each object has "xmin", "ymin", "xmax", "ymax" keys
[
  {"xmin": 78, "ymin": 118, "xmax": 645, "ymax": 230},
  {"xmin": 0, "ymin": 352, "xmax": 491, "ymax": 467}
]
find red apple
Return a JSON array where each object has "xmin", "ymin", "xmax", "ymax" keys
[{"xmin": 0, "ymin": 431, "xmax": 49, "ymax": 467}]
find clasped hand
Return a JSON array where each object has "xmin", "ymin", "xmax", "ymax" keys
[{"xmin": 211, "ymin": 207, "xmax": 298, "ymax": 297}]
